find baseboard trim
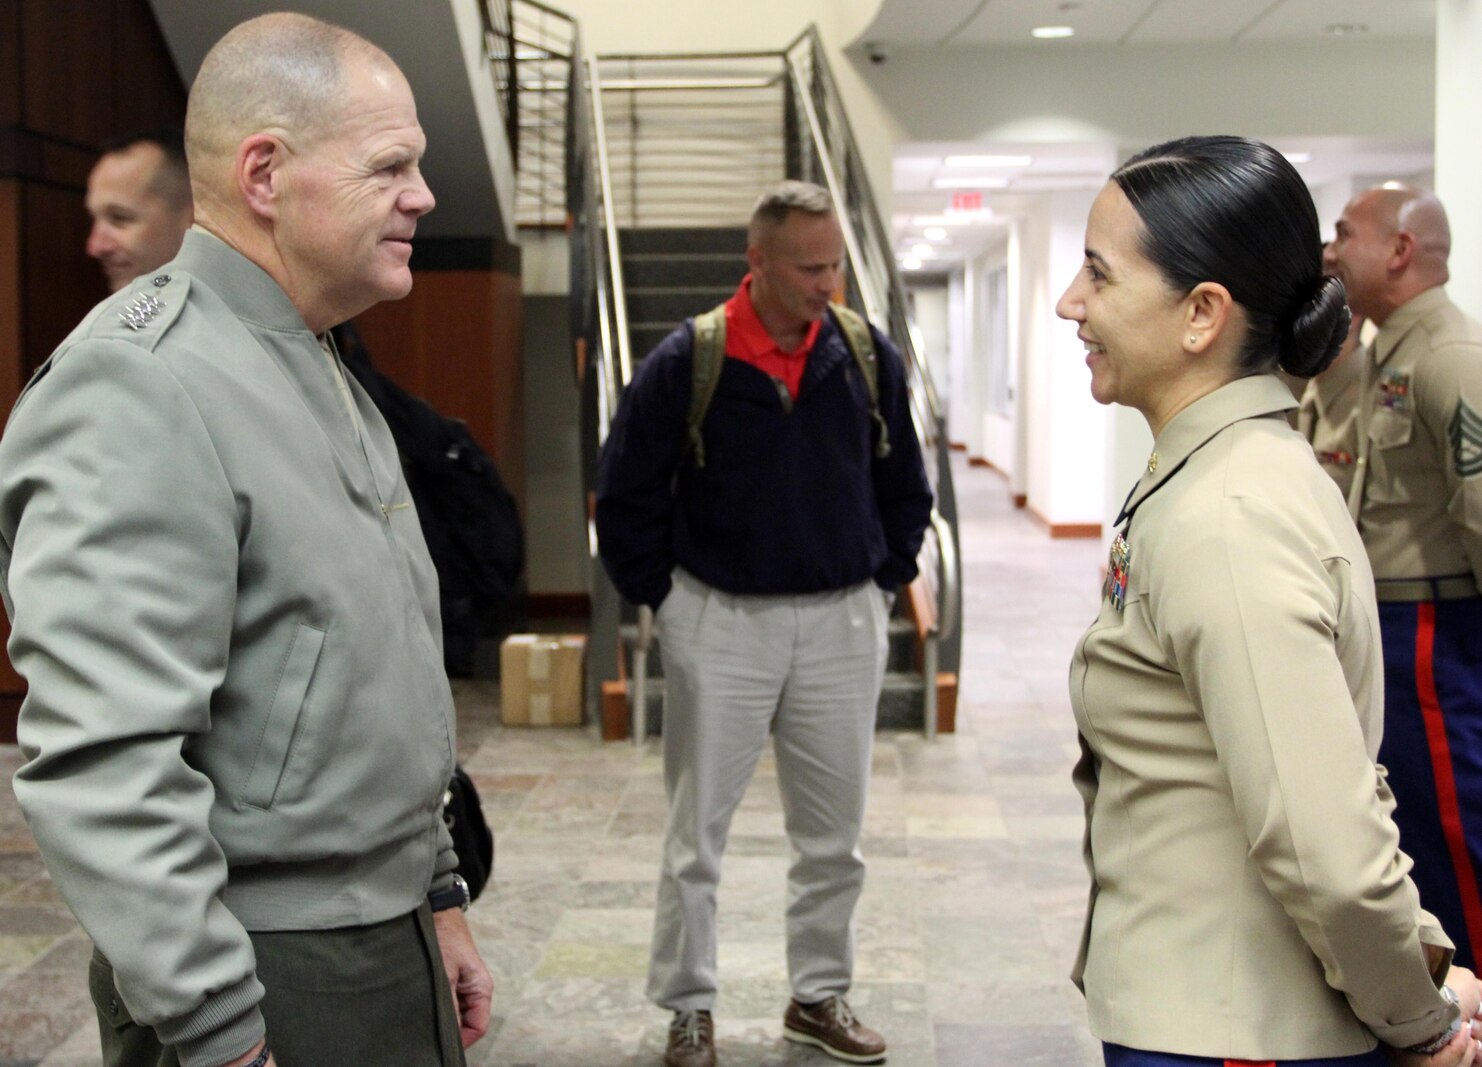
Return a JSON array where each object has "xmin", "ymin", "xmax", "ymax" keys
[
  {"xmin": 600, "ymin": 680, "xmax": 630, "ymax": 741},
  {"xmin": 935, "ymin": 673, "xmax": 958, "ymax": 734},
  {"xmin": 1050, "ymin": 523, "xmax": 1102, "ymax": 539},
  {"xmin": 1027, "ymin": 505, "xmax": 1101, "ymax": 540}
]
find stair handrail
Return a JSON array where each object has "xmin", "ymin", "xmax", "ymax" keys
[
  {"xmin": 783, "ymin": 27, "xmax": 962, "ymax": 695},
  {"xmin": 784, "ymin": 27, "xmax": 943, "ymax": 425},
  {"xmin": 586, "ymin": 56, "xmax": 636, "ymax": 394}
]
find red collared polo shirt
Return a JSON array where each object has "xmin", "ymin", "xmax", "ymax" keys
[{"xmin": 722, "ymin": 274, "xmax": 822, "ymax": 401}]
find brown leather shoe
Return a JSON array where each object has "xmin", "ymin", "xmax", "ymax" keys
[
  {"xmin": 783, "ymin": 997, "xmax": 887, "ymax": 1064},
  {"xmin": 664, "ymin": 1009, "xmax": 716, "ymax": 1067}
]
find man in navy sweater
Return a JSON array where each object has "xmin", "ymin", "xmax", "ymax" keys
[{"xmin": 596, "ymin": 181, "xmax": 932, "ymax": 1067}]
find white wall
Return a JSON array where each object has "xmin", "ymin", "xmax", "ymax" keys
[
  {"xmin": 1041, "ymin": 189, "xmax": 1107, "ymax": 526},
  {"xmin": 946, "ymin": 270, "xmax": 969, "ymax": 445},
  {"xmin": 1310, "ymin": 177, "xmax": 1358, "ymax": 248},
  {"xmin": 909, "ymin": 282, "xmax": 951, "ymax": 408},
  {"xmin": 1437, "ymin": 0, "xmax": 1482, "ymax": 320}
]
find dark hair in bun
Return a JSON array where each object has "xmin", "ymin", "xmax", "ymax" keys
[{"xmin": 1112, "ymin": 135, "xmax": 1348, "ymax": 379}]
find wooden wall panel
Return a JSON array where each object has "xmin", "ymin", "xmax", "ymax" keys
[
  {"xmin": 354, "ymin": 269, "xmax": 527, "ymax": 509},
  {"xmin": 110, "ymin": 0, "xmax": 186, "ymax": 133},
  {"xmin": 0, "ymin": 0, "xmax": 19, "ymax": 127},
  {"xmin": 20, "ymin": 0, "xmax": 110, "ymax": 147},
  {"xmin": 0, "ymin": 180, "xmax": 21, "ymax": 410},
  {"xmin": 0, "ymin": 181, "xmax": 17, "ymax": 743},
  {"xmin": 0, "ymin": 0, "xmax": 186, "ymax": 742},
  {"xmin": 23, "ymin": 182, "xmax": 104, "ymax": 372}
]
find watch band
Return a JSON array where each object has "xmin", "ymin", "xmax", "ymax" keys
[{"xmin": 428, "ymin": 873, "xmax": 471, "ymax": 912}]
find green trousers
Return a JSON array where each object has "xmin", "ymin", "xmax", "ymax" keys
[{"xmin": 90, "ymin": 904, "xmax": 465, "ymax": 1067}]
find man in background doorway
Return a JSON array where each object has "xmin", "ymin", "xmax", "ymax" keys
[
  {"xmin": 597, "ymin": 180, "xmax": 932, "ymax": 1067},
  {"xmin": 85, "ymin": 128, "xmax": 193, "ymax": 293}
]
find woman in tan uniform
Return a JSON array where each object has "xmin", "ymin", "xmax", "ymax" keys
[{"xmin": 1057, "ymin": 135, "xmax": 1482, "ymax": 1067}]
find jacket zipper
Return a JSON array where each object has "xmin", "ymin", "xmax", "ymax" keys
[{"xmin": 772, "ymin": 376, "xmax": 794, "ymax": 414}]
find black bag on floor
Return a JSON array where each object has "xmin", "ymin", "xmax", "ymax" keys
[{"xmin": 444, "ymin": 765, "xmax": 495, "ymax": 902}]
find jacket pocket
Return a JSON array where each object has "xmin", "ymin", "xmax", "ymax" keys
[
  {"xmin": 1369, "ymin": 408, "xmax": 1413, "ymax": 450},
  {"xmin": 242, "ymin": 623, "xmax": 327, "ymax": 809}
]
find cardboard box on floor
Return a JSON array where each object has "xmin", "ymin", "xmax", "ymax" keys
[{"xmin": 500, "ymin": 634, "xmax": 586, "ymax": 726}]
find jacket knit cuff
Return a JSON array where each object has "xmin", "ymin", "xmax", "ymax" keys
[{"xmin": 155, "ymin": 975, "xmax": 266, "ymax": 1067}]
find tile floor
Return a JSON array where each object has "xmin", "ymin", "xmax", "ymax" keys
[{"xmin": 0, "ymin": 456, "xmax": 1106, "ymax": 1067}]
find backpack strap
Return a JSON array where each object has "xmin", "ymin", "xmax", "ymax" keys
[
  {"xmin": 686, "ymin": 303, "xmax": 728, "ymax": 468},
  {"xmin": 829, "ymin": 304, "xmax": 891, "ymax": 460},
  {"xmin": 686, "ymin": 301, "xmax": 892, "ymax": 468}
]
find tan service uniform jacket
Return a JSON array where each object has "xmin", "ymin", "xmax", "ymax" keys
[
  {"xmin": 1298, "ymin": 347, "xmax": 1361, "ymax": 500},
  {"xmin": 1070, "ymin": 375, "xmax": 1455, "ymax": 1059},
  {"xmin": 1349, "ymin": 286, "xmax": 1482, "ymax": 582}
]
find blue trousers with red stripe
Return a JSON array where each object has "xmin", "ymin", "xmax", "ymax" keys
[
  {"xmin": 1378, "ymin": 595, "xmax": 1482, "ymax": 970},
  {"xmin": 1103, "ymin": 1043, "xmax": 1386, "ymax": 1066}
]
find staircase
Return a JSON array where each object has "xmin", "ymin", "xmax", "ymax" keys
[
  {"xmin": 621, "ymin": 227, "xmax": 747, "ymax": 359},
  {"xmin": 545, "ymin": 25, "xmax": 962, "ymax": 741}
]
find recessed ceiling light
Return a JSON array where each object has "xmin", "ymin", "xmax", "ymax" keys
[
  {"xmin": 911, "ymin": 243, "xmax": 938, "ymax": 259},
  {"xmin": 1325, "ymin": 23, "xmax": 1368, "ymax": 36},
  {"xmin": 1284, "ymin": 152, "xmax": 1312, "ymax": 164},
  {"xmin": 901, "ymin": 257, "xmax": 923, "ymax": 271},
  {"xmin": 943, "ymin": 154, "xmax": 1034, "ymax": 168},
  {"xmin": 924, "ymin": 227, "xmax": 949, "ymax": 241},
  {"xmin": 1032, "ymin": 25, "xmax": 1075, "ymax": 39},
  {"xmin": 933, "ymin": 176, "xmax": 1011, "ymax": 189}
]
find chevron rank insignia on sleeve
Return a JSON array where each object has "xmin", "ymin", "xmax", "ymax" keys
[{"xmin": 1449, "ymin": 397, "xmax": 1482, "ymax": 478}]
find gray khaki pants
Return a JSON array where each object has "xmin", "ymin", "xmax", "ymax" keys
[
  {"xmin": 90, "ymin": 904, "xmax": 464, "ymax": 1067},
  {"xmin": 647, "ymin": 569, "xmax": 889, "ymax": 1011}
]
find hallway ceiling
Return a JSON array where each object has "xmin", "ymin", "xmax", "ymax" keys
[
  {"xmin": 891, "ymin": 135, "xmax": 1435, "ymax": 271},
  {"xmin": 860, "ymin": 0, "xmax": 1433, "ymax": 48}
]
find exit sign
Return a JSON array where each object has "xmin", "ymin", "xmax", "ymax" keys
[{"xmin": 951, "ymin": 191, "xmax": 983, "ymax": 212}]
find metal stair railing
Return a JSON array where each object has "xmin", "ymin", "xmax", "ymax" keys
[{"xmin": 784, "ymin": 28, "xmax": 963, "ymax": 712}]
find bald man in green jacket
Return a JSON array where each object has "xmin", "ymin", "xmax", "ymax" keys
[{"xmin": 0, "ymin": 14, "xmax": 489, "ymax": 1067}]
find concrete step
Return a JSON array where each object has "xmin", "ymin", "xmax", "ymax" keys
[
  {"xmin": 626, "ymin": 287, "xmax": 736, "ymax": 327},
  {"xmin": 624, "ymin": 253, "xmax": 745, "ymax": 289},
  {"xmin": 627, "ymin": 325, "xmax": 679, "ymax": 361},
  {"xmin": 620, "ymin": 227, "xmax": 747, "ymax": 256}
]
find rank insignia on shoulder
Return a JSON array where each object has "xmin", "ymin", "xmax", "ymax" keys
[
  {"xmin": 119, "ymin": 292, "xmax": 164, "ymax": 332},
  {"xmin": 1378, "ymin": 369, "xmax": 1412, "ymax": 412},
  {"xmin": 1104, "ymin": 532, "xmax": 1131, "ymax": 612},
  {"xmin": 1449, "ymin": 397, "xmax": 1482, "ymax": 478}
]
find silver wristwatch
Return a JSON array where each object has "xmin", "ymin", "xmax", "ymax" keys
[
  {"xmin": 427, "ymin": 873, "xmax": 471, "ymax": 913},
  {"xmin": 1407, "ymin": 984, "xmax": 1464, "ymax": 1056}
]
